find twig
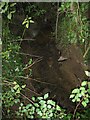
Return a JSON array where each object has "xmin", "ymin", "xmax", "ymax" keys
[
  {"xmin": 55, "ymin": 2, "xmax": 59, "ymax": 41},
  {"xmin": 23, "ymin": 58, "xmax": 42, "ymax": 70},
  {"xmin": 25, "ymin": 87, "xmax": 40, "ymax": 96},
  {"xmin": 7, "ymin": 38, "xmax": 35, "ymax": 43},
  {"xmin": 83, "ymin": 44, "xmax": 90, "ymax": 58},
  {"xmin": 73, "ymin": 96, "xmax": 84, "ymax": 119},
  {"xmin": 28, "ymin": 78, "xmax": 56, "ymax": 86},
  {"xmin": 16, "ymin": 76, "xmax": 56, "ymax": 86},
  {"xmin": 20, "ymin": 92, "xmax": 34, "ymax": 104},
  {"xmin": 15, "ymin": 52, "xmax": 42, "ymax": 58}
]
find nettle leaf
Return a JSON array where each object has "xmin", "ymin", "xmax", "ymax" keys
[
  {"xmin": 44, "ymin": 93, "xmax": 49, "ymax": 99},
  {"xmin": 81, "ymin": 81, "xmax": 87, "ymax": 86}
]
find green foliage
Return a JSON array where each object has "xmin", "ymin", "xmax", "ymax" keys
[
  {"xmin": 25, "ymin": 3, "xmax": 46, "ymax": 18},
  {"xmin": 2, "ymin": 43, "xmax": 23, "ymax": 80},
  {"xmin": 2, "ymin": 81, "xmax": 26, "ymax": 115},
  {"xmin": 17, "ymin": 93, "xmax": 66, "ymax": 119},
  {"xmin": 22, "ymin": 16, "xmax": 34, "ymax": 29},
  {"xmin": 57, "ymin": 3, "xmax": 89, "ymax": 55},
  {"xmin": 70, "ymin": 81, "xmax": 90, "ymax": 107},
  {"xmin": 0, "ymin": 2, "xmax": 16, "ymax": 19},
  {"xmin": 2, "ymin": 2, "xmax": 90, "ymax": 119}
]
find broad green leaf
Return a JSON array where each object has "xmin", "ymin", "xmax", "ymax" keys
[
  {"xmin": 70, "ymin": 94, "xmax": 75, "ymax": 98},
  {"xmin": 28, "ymin": 59, "xmax": 32, "ymax": 64},
  {"xmin": 22, "ymin": 85, "xmax": 26, "ymax": 88},
  {"xmin": 85, "ymin": 71, "xmax": 90, "ymax": 77},
  {"xmin": 44, "ymin": 93, "xmax": 49, "ymax": 99},
  {"xmin": 10, "ymin": 3, "xmax": 16, "ymax": 7},
  {"xmin": 47, "ymin": 105, "xmax": 52, "ymax": 109},
  {"xmin": 47, "ymin": 100, "xmax": 53, "ymax": 104},
  {"xmin": 20, "ymin": 103, "xmax": 23, "ymax": 106},
  {"xmin": 49, "ymin": 101, "xmax": 56, "ymax": 106},
  {"xmin": 81, "ymin": 81, "xmax": 87, "ymax": 86},
  {"xmin": 87, "ymin": 88, "xmax": 90, "ymax": 94},
  {"xmin": 16, "ymin": 89, "xmax": 20, "ymax": 93},
  {"xmin": 80, "ymin": 87, "xmax": 85, "ymax": 91},
  {"xmin": 37, "ymin": 97, "xmax": 43, "ymax": 100},
  {"xmin": 10, "ymin": 10, "xmax": 16, "ymax": 14},
  {"xmin": 72, "ymin": 88, "xmax": 80, "ymax": 94},
  {"xmin": 88, "ymin": 82, "xmax": 90, "ymax": 89},
  {"xmin": 26, "ymin": 104, "xmax": 32, "ymax": 109},
  {"xmin": 26, "ymin": 23, "xmax": 29, "ymax": 28},
  {"xmin": 13, "ymin": 84, "xmax": 19, "ymax": 90},
  {"xmin": 56, "ymin": 105, "xmax": 61, "ymax": 111},
  {"xmin": 7, "ymin": 13, "xmax": 12, "ymax": 20},
  {"xmin": 34, "ymin": 103, "xmax": 39, "ymax": 107},
  {"xmin": 0, "ymin": 2, "xmax": 6, "ymax": 10},
  {"xmin": 14, "ymin": 99, "xmax": 20, "ymax": 103},
  {"xmin": 72, "ymin": 99, "xmax": 75, "ymax": 102},
  {"xmin": 30, "ymin": 20, "xmax": 34, "ymax": 23},
  {"xmin": 39, "ymin": 100, "xmax": 46, "ymax": 105},
  {"xmin": 76, "ymin": 98, "xmax": 80, "ymax": 102},
  {"xmin": 32, "ymin": 97, "xmax": 35, "ymax": 101},
  {"xmin": 82, "ymin": 101, "xmax": 87, "ymax": 107}
]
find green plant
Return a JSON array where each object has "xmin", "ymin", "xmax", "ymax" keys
[
  {"xmin": 70, "ymin": 80, "xmax": 90, "ymax": 119},
  {"xmin": 17, "ymin": 93, "xmax": 66, "ymax": 119},
  {"xmin": 70, "ymin": 81, "xmax": 90, "ymax": 107},
  {"xmin": 22, "ymin": 16, "xmax": 34, "ymax": 29},
  {"xmin": 2, "ymin": 81, "xmax": 26, "ymax": 115},
  {"xmin": 57, "ymin": 3, "xmax": 90, "ymax": 58},
  {"xmin": 0, "ymin": 2, "xmax": 16, "ymax": 19}
]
